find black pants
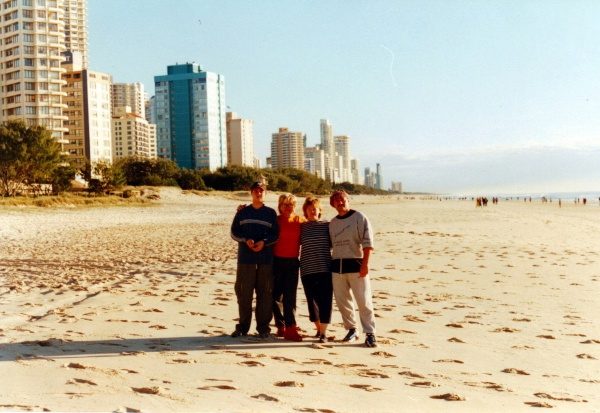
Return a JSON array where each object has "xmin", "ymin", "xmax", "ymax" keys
[
  {"xmin": 301, "ymin": 272, "xmax": 333, "ymax": 324},
  {"xmin": 234, "ymin": 263, "xmax": 273, "ymax": 334},
  {"xmin": 272, "ymin": 257, "xmax": 299, "ymax": 328}
]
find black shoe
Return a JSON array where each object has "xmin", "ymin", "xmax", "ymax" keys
[
  {"xmin": 258, "ymin": 332, "xmax": 270, "ymax": 339},
  {"xmin": 231, "ymin": 330, "xmax": 246, "ymax": 338},
  {"xmin": 319, "ymin": 334, "xmax": 327, "ymax": 343},
  {"xmin": 342, "ymin": 329, "xmax": 358, "ymax": 342},
  {"xmin": 314, "ymin": 331, "xmax": 321, "ymax": 338},
  {"xmin": 365, "ymin": 333, "xmax": 378, "ymax": 348}
]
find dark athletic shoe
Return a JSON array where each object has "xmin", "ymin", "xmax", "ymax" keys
[
  {"xmin": 258, "ymin": 332, "xmax": 271, "ymax": 339},
  {"xmin": 231, "ymin": 330, "xmax": 246, "ymax": 338},
  {"xmin": 319, "ymin": 334, "xmax": 328, "ymax": 343},
  {"xmin": 365, "ymin": 333, "xmax": 378, "ymax": 348},
  {"xmin": 342, "ymin": 329, "xmax": 358, "ymax": 342}
]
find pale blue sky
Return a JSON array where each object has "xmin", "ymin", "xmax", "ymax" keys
[{"xmin": 89, "ymin": 1, "xmax": 600, "ymax": 194}]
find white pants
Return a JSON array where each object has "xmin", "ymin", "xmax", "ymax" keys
[{"xmin": 332, "ymin": 272, "xmax": 376, "ymax": 334}]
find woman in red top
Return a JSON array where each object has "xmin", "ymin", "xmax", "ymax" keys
[{"xmin": 272, "ymin": 193, "xmax": 307, "ymax": 341}]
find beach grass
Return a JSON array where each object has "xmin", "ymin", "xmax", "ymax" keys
[{"xmin": 0, "ymin": 192, "xmax": 154, "ymax": 208}]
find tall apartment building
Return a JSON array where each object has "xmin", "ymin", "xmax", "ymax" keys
[
  {"xmin": 226, "ymin": 112, "xmax": 254, "ymax": 167},
  {"xmin": 63, "ymin": 0, "xmax": 87, "ymax": 68},
  {"xmin": 351, "ymin": 158, "xmax": 362, "ymax": 185},
  {"xmin": 391, "ymin": 181, "xmax": 402, "ymax": 193},
  {"xmin": 376, "ymin": 163, "xmax": 383, "ymax": 190},
  {"xmin": 62, "ymin": 60, "xmax": 112, "ymax": 166},
  {"xmin": 148, "ymin": 123, "xmax": 157, "ymax": 158},
  {"xmin": 111, "ymin": 82, "xmax": 145, "ymax": 118},
  {"xmin": 334, "ymin": 135, "xmax": 351, "ymax": 183},
  {"xmin": 145, "ymin": 95, "xmax": 155, "ymax": 124},
  {"xmin": 304, "ymin": 146, "xmax": 325, "ymax": 179},
  {"xmin": 270, "ymin": 127, "xmax": 303, "ymax": 170},
  {"xmin": 0, "ymin": 0, "xmax": 68, "ymax": 143},
  {"xmin": 154, "ymin": 62, "xmax": 226, "ymax": 170},
  {"xmin": 319, "ymin": 119, "xmax": 334, "ymax": 181},
  {"xmin": 364, "ymin": 167, "xmax": 376, "ymax": 188},
  {"xmin": 112, "ymin": 106, "xmax": 154, "ymax": 160}
]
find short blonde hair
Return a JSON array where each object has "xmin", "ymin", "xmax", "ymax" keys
[
  {"xmin": 302, "ymin": 197, "xmax": 323, "ymax": 219},
  {"xmin": 278, "ymin": 193, "xmax": 297, "ymax": 214}
]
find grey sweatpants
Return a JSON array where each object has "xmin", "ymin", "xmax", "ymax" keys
[
  {"xmin": 235, "ymin": 264, "xmax": 273, "ymax": 335},
  {"xmin": 332, "ymin": 272, "xmax": 376, "ymax": 334}
]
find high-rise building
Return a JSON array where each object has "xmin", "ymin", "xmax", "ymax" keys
[
  {"xmin": 111, "ymin": 82, "xmax": 145, "ymax": 118},
  {"xmin": 62, "ymin": 61, "xmax": 112, "ymax": 166},
  {"xmin": 270, "ymin": 127, "xmax": 304, "ymax": 169},
  {"xmin": 351, "ymin": 158, "xmax": 362, "ymax": 185},
  {"xmin": 154, "ymin": 63, "xmax": 227, "ymax": 170},
  {"xmin": 376, "ymin": 163, "xmax": 383, "ymax": 190},
  {"xmin": 63, "ymin": 0, "xmax": 88, "ymax": 68},
  {"xmin": 145, "ymin": 95, "xmax": 156, "ymax": 124},
  {"xmin": 304, "ymin": 146, "xmax": 325, "ymax": 179},
  {"xmin": 0, "ymin": 0, "xmax": 68, "ymax": 143},
  {"xmin": 334, "ymin": 135, "xmax": 352, "ymax": 183},
  {"xmin": 148, "ymin": 123, "xmax": 157, "ymax": 159},
  {"xmin": 112, "ymin": 106, "xmax": 153, "ymax": 160},
  {"xmin": 226, "ymin": 112, "xmax": 254, "ymax": 167},
  {"xmin": 391, "ymin": 181, "xmax": 402, "ymax": 193},
  {"xmin": 320, "ymin": 119, "xmax": 335, "ymax": 181},
  {"xmin": 364, "ymin": 167, "xmax": 376, "ymax": 188}
]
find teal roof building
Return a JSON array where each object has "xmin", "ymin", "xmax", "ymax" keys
[{"xmin": 154, "ymin": 63, "xmax": 226, "ymax": 170}]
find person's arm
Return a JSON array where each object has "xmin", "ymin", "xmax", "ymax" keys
[
  {"xmin": 230, "ymin": 211, "xmax": 250, "ymax": 245},
  {"xmin": 359, "ymin": 247, "xmax": 373, "ymax": 277}
]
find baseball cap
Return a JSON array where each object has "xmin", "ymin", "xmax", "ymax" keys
[{"xmin": 250, "ymin": 181, "xmax": 267, "ymax": 191}]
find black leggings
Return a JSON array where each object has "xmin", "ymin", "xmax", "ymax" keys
[
  {"xmin": 301, "ymin": 272, "xmax": 333, "ymax": 324},
  {"xmin": 272, "ymin": 257, "xmax": 299, "ymax": 328}
]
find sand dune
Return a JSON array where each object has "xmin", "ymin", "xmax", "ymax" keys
[{"xmin": 0, "ymin": 189, "xmax": 598, "ymax": 412}]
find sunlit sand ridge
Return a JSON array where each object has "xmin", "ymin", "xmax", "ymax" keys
[{"xmin": 0, "ymin": 189, "xmax": 598, "ymax": 412}]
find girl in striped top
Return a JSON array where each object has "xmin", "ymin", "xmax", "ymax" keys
[{"xmin": 300, "ymin": 197, "xmax": 333, "ymax": 343}]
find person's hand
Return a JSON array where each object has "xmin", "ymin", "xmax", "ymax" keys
[
  {"xmin": 236, "ymin": 204, "xmax": 247, "ymax": 212},
  {"xmin": 359, "ymin": 262, "xmax": 369, "ymax": 278},
  {"xmin": 246, "ymin": 239, "xmax": 255, "ymax": 249},
  {"xmin": 251, "ymin": 240, "xmax": 265, "ymax": 252}
]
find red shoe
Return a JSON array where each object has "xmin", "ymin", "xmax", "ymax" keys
[
  {"xmin": 276, "ymin": 326, "xmax": 285, "ymax": 337},
  {"xmin": 284, "ymin": 324, "xmax": 303, "ymax": 342}
]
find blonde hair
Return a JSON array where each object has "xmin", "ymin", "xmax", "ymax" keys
[
  {"xmin": 278, "ymin": 193, "xmax": 297, "ymax": 214},
  {"xmin": 302, "ymin": 197, "xmax": 323, "ymax": 219}
]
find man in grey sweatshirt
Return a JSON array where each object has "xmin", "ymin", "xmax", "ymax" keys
[{"xmin": 328, "ymin": 190, "xmax": 377, "ymax": 347}]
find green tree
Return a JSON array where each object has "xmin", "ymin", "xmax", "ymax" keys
[
  {"xmin": 0, "ymin": 120, "xmax": 67, "ymax": 197},
  {"xmin": 80, "ymin": 159, "xmax": 126, "ymax": 193},
  {"xmin": 177, "ymin": 168, "xmax": 207, "ymax": 190}
]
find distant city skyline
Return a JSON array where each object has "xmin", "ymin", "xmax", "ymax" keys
[{"xmin": 86, "ymin": 1, "xmax": 600, "ymax": 194}]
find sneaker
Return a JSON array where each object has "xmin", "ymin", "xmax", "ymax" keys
[
  {"xmin": 314, "ymin": 331, "xmax": 321, "ymax": 338},
  {"xmin": 276, "ymin": 326, "xmax": 285, "ymax": 337},
  {"xmin": 365, "ymin": 333, "xmax": 378, "ymax": 348},
  {"xmin": 231, "ymin": 330, "xmax": 246, "ymax": 338},
  {"xmin": 258, "ymin": 332, "xmax": 270, "ymax": 339},
  {"xmin": 283, "ymin": 324, "xmax": 303, "ymax": 342},
  {"xmin": 342, "ymin": 329, "xmax": 358, "ymax": 342},
  {"xmin": 319, "ymin": 334, "xmax": 328, "ymax": 343}
]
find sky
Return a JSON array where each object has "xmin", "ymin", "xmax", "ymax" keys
[{"xmin": 88, "ymin": 0, "xmax": 600, "ymax": 194}]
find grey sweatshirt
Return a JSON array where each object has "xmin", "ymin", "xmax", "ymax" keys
[{"xmin": 329, "ymin": 210, "xmax": 374, "ymax": 260}]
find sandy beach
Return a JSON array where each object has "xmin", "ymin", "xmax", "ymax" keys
[{"xmin": 0, "ymin": 188, "xmax": 599, "ymax": 412}]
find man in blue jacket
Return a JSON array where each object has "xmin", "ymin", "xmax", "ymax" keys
[{"xmin": 230, "ymin": 181, "xmax": 280, "ymax": 338}]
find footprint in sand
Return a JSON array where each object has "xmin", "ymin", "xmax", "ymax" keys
[
  {"xmin": 389, "ymin": 329, "xmax": 416, "ymax": 334},
  {"xmin": 335, "ymin": 363, "xmax": 368, "ymax": 368},
  {"xmin": 171, "ymin": 359, "xmax": 196, "ymax": 364},
  {"xmin": 524, "ymin": 401, "xmax": 553, "ymax": 408},
  {"xmin": 67, "ymin": 378, "xmax": 97, "ymax": 386},
  {"xmin": 149, "ymin": 325, "xmax": 167, "ymax": 330},
  {"xmin": 433, "ymin": 359, "xmax": 464, "ymax": 364},
  {"xmin": 252, "ymin": 394, "xmax": 279, "ymax": 402},
  {"xmin": 512, "ymin": 318, "xmax": 531, "ymax": 322},
  {"xmin": 358, "ymin": 370, "xmax": 390, "ymax": 379},
  {"xmin": 445, "ymin": 324, "xmax": 463, "ymax": 328},
  {"xmin": 404, "ymin": 315, "xmax": 426, "ymax": 322},
  {"xmin": 491, "ymin": 327, "xmax": 519, "ymax": 333},
  {"xmin": 349, "ymin": 384, "xmax": 383, "ymax": 392},
  {"xmin": 398, "ymin": 371, "xmax": 425, "ymax": 379},
  {"xmin": 430, "ymin": 393, "xmax": 465, "ymax": 401},
  {"xmin": 576, "ymin": 353, "xmax": 596, "ymax": 359},
  {"xmin": 409, "ymin": 381, "xmax": 439, "ymax": 388},
  {"xmin": 534, "ymin": 393, "xmax": 588, "ymax": 403},
  {"xmin": 448, "ymin": 337, "xmax": 465, "ymax": 343},
  {"xmin": 132, "ymin": 387, "xmax": 161, "ymax": 395},
  {"xmin": 303, "ymin": 358, "xmax": 333, "ymax": 365},
  {"xmin": 239, "ymin": 360, "xmax": 265, "ymax": 367},
  {"xmin": 294, "ymin": 370, "xmax": 324, "ymax": 376},
  {"xmin": 464, "ymin": 381, "xmax": 512, "ymax": 392},
  {"xmin": 274, "ymin": 381, "xmax": 304, "ymax": 387},
  {"xmin": 271, "ymin": 356, "xmax": 296, "ymax": 363},
  {"xmin": 580, "ymin": 339, "xmax": 600, "ymax": 344},
  {"xmin": 537, "ymin": 335, "xmax": 555, "ymax": 339},
  {"xmin": 502, "ymin": 368, "xmax": 530, "ymax": 375},
  {"xmin": 199, "ymin": 385, "xmax": 237, "ymax": 390},
  {"xmin": 371, "ymin": 351, "xmax": 396, "ymax": 358}
]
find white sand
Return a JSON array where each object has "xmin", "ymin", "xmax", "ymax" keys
[{"xmin": 0, "ymin": 189, "xmax": 598, "ymax": 412}]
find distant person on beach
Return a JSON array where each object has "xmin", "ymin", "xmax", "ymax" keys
[
  {"xmin": 559, "ymin": 198, "xmax": 562, "ymax": 208},
  {"xmin": 328, "ymin": 190, "xmax": 377, "ymax": 348},
  {"xmin": 271, "ymin": 194, "xmax": 306, "ymax": 342},
  {"xmin": 230, "ymin": 181, "xmax": 280, "ymax": 338},
  {"xmin": 300, "ymin": 197, "xmax": 333, "ymax": 343}
]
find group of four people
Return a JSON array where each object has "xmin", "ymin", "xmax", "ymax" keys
[{"xmin": 230, "ymin": 181, "xmax": 377, "ymax": 348}]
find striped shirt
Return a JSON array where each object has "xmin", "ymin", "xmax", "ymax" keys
[{"xmin": 299, "ymin": 219, "xmax": 332, "ymax": 277}]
